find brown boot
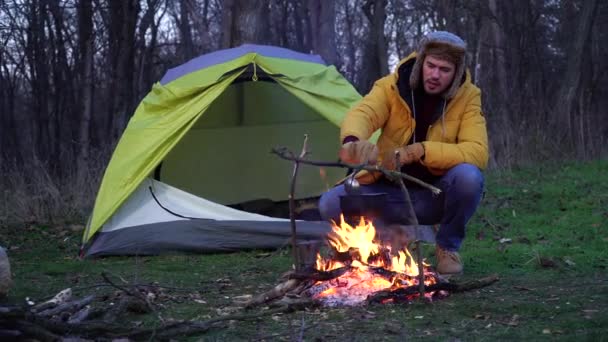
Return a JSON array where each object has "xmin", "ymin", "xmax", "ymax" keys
[{"xmin": 436, "ymin": 246, "xmax": 463, "ymax": 275}]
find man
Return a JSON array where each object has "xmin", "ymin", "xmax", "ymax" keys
[{"xmin": 318, "ymin": 31, "xmax": 488, "ymax": 275}]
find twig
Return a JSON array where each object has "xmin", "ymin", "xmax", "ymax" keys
[
  {"xmin": 101, "ymin": 272, "xmax": 156, "ymax": 316},
  {"xmin": 289, "ymin": 135, "xmax": 310, "ymax": 270},
  {"xmin": 101, "ymin": 272, "xmax": 137, "ymax": 297},
  {"xmin": 271, "ymin": 147, "xmax": 441, "ymax": 195}
]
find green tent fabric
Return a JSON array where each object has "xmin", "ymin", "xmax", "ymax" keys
[{"xmin": 83, "ymin": 44, "xmax": 362, "ymax": 245}]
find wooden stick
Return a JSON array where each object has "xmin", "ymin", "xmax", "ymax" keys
[
  {"xmin": 415, "ymin": 241, "xmax": 425, "ymax": 297},
  {"xmin": 289, "ymin": 135, "xmax": 309, "ymax": 270},
  {"xmin": 271, "ymin": 147, "xmax": 441, "ymax": 195},
  {"xmin": 244, "ymin": 279, "xmax": 302, "ymax": 308},
  {"xmin": 393, "ymin": 151, "xmax": 426, "ymax": 298}
]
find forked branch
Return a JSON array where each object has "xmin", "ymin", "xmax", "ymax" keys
[{"xmin": 272, "ymin": 147, "xmax": 441, "ymax": 195}]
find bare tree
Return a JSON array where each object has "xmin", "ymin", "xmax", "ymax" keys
[
  {"xmin": 1, "ymin": 0, "xmax": 608, "ymax": 225},
  {"xmin": 359, "ymin": 0, "xmax": 388, "ymax": 92},
  {"xmin": 220, "ymin": 0, "xmax": 270, "ymax": 47},
  {"xmin": 307, "ymin": 0, "xmax": 337, "ymax": 66},
  {"xmin": 177, "ymin": 0, "xmax": 196, "ymax": 61},
  {"xmin": 76, "ymin": 0, "xmax": 94, "ymax": 183},
  {"xmin": 553, "ymin": 0, "xmax": 598, "ymax": 143},
  {"xmin": 106, "ymin": 0, "xmax": 140, "ymax": 139}
]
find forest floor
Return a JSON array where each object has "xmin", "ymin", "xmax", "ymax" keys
[{"xmin": 2, "ymin": 160, "xmax": 607, "ymax": 341}]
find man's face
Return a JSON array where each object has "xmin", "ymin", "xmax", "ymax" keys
[{"xmin": 422, "ymin": 55, "xmax": 456, "ymax": 95}]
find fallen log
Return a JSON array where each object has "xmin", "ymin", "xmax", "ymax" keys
[
  {"xmin": 38, "ymin": 295, "xmax": 95, "ymax": 317},
  {"xmin": 244, "ymin": 279, "xmax": 302, "ymax": 308},
  {"xmin": 67, "ymin": 305, "xmax": 92, "ymax": 324},
  {"xmin": 31, "ymin": 288, "xmax": 72, "ymax": 313}
]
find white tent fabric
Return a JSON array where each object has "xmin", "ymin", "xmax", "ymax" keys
[
  {"xmin": 85, "ymin": 179, "xmax": 331, "ymax": 257},
  {"xmin": 102, "ymin": 178, "xmax": 287, "ymax": 233}
]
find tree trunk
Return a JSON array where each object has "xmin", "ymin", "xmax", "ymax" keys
[
  {"xmin": 0, "ymin": 59, "xmax": 19, "ymax": 161},
  {"xmin": 293, "ymin": 1, "xmax": 308, "ymax": 51},
  {"xmin": 76, "ymin": 0, "xmax": 94, "ymax": 183},
  {"xmin": 220, "ymin": 0, "xmax": 235, "ymax": 48},
  {"xmin": 179, "ymin": 0, "xmax": 196, "ymax": 61},
  {"xmin": 360, "ymin": 0, "xmax": 388, "ymax": 93},
  {"xmin": 107, "ymin": 0, "xmax": 140, "ymax": 140},
  {"xmin": 307, "ymin": 0, "xmax": 337, "ymax": 66},
  {"xmin": 436, "ymin": 0, "xmax": 458, "ymax": 32},
  {"xmin": 47, "ymin": 0, "xmax": 76, "ymax": 172},
  {"xmin": 341, "ymin": 0, "xmax": 357, "ymax": 80},
  {"xmin": 221, "ymin": 0, "xmax": 269, "ymax": 47},
  {"xmin": 25, "ymin": 0, "xmax": 50, "ymax": 161},
  {"xmin": 554, "ymin": 0, "xmax": 598, "ymax": 142}
]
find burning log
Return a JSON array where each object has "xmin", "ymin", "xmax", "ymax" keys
[
  {"xmin": 368, "ymin": 266, "xmax": 400, "ymax": 280},
  {"xmin": 331, "ymin": 247, "xmax": 362, "ymax": 264},
  {"xmin": 288, "ymin": 266, "xmax": 354, "ymax": 281},
  {"xmin": 366, "ymin": 274, "xmax": 500, "ymax": 304}
]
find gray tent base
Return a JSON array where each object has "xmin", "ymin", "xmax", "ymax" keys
[{"xmin": 85, "ymin": 219, "xmax": 332, "ymax": 257}]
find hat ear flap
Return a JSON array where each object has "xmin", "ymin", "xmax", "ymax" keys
[
  {"xmin": 442, "ymin": 57, "xmax": 466, "ymax": 99},
  {"xmin": 409, "ymin": 52, "xmax": 424, "ymax": 90}
]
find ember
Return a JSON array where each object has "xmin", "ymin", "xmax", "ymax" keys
[{"xmin": 308, "ymin": 215, "xmax": 441, "ymax": 306}]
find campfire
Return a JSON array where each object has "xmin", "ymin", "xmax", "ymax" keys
[
  {"xmin": 307, "ymin": 215, "xmax": 443, "ymax": 306},
  {"xmin": 242, "ymin": 144, "xmax": 499, "ymax": 309}
]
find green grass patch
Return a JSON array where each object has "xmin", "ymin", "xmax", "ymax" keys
[{"xmin": 2, "ymin": 160, "xmax": 607, "ymax": 340}]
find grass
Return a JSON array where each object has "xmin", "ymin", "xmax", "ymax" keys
[{"xmin": 1, "ymin": 159, "xmax": 607, "ymax": 340}]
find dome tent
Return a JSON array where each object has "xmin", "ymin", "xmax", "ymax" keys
[{"xmin": 82, "ymin": 44, "xmax": 362, "ymax": 257}]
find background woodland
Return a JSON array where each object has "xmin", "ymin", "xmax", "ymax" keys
[{"xmin": 1, "ymin": 0, "xmax": 606, "ymax": 223}]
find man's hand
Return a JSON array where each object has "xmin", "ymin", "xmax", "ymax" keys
[
  {"xmin": 381, "ymin": 143, "xmax": 425, "ymax": 170},
  {"xmin": 339, "ymin": 140, "xmax": 379, "ymax": 165}
]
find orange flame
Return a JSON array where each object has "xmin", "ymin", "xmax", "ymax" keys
[
  {"xmin": 311, "ymin": 215, "xmax": 439, "ymax": 305},
  {"xmin": 318, "ymin": 215, "xmax": 419, "ymax": 276}
]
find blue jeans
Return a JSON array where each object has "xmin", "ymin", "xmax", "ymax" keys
[{"xmin": 318, "ymin": 163, "xmax": 484, "ymax": 251}]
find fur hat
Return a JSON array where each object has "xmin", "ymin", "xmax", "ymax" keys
[{"xmin": 409, "ymin": 31, "xmax": 467, "ymax": 99}]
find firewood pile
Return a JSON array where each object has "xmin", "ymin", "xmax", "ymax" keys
[
  {"xmin": 242, "ymin": 266, "xmax": 499, "ymax": 309},
  {"xmin": 0, "ymin": 272, "xmax": 292, "ymax": 341}
]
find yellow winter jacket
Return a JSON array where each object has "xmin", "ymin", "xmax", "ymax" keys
[{"xmin": 341, "ymin": 53, "xmax": 488, "ymax": 184}]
